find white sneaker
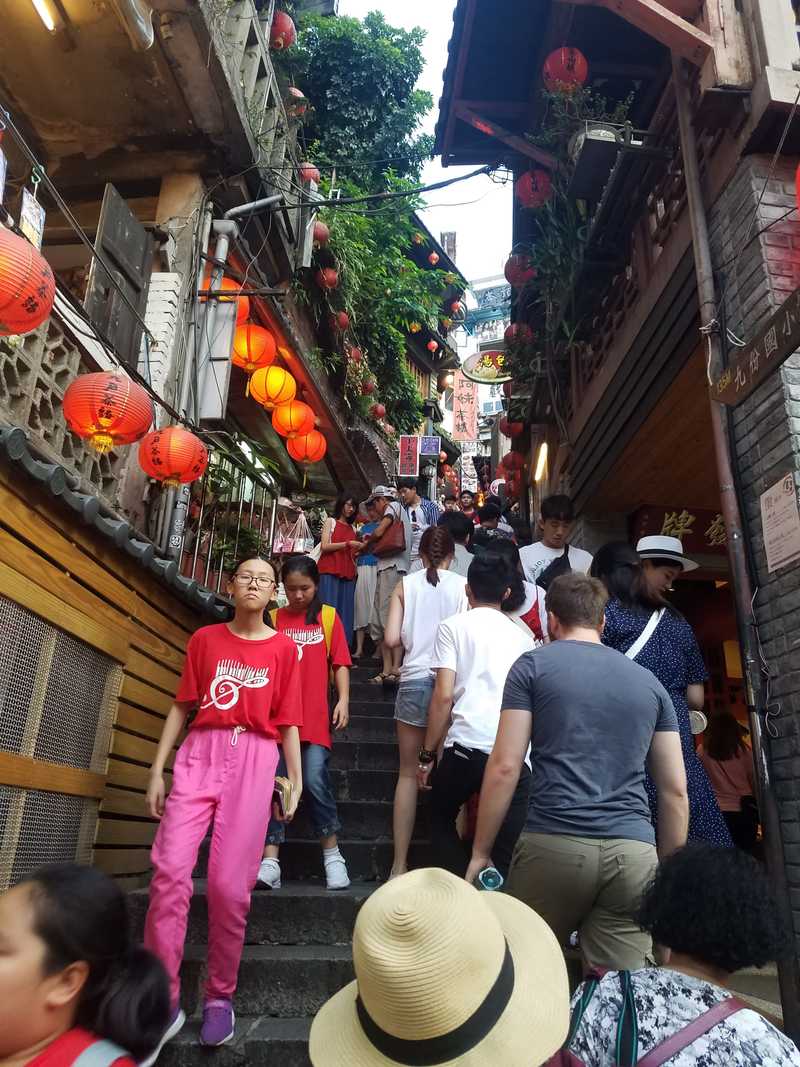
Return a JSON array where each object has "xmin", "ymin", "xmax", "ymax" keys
[
  {"xmin": 256, "ymin": 858, "xmax": 281, "ymax": 889},
  {"xmin": 139, "ymin": 1007, "xmax": 185, "ymax": 1066},
  {"xmin": 325, "ymin": 853, "xmax": 350, "ymax": 890}
]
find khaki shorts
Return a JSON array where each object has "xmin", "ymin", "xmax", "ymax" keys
[
  {"xmin": 370, "ymin": 565, "xmax": 402, "ymax": 641},
  {"xmin": 506, "ymin": 832, "xmax": 658, "ymax": 971}
]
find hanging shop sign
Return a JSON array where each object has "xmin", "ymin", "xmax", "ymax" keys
[
  {"xmin": 398, "ymin": 434, "xmax": 420, "ymax": 477},
  {"xmin": 460, "ymin": 439, "xmax": 479, "ymax": 492},
  {"xmin": 452, "ymin": 371, "xmax": 478, "ymax": 440},
  {"xmin": 631, "ymin": 505, "xmax": 728, "ymax": 556},
  {"xmin": 461, "ymin": 348, "xmax": 511, "ymax": 384},
  {"xmin": 760, "ymin": 473, "xmax": 800, "ymax": 574},
  {"xmin": 419, "ymin": 435, "xmax": 441, "ymax": 457},
  {"xmin": 712, "ymin": 286, "xmax": 800, "ymax": 406},
  {"xmin": 19, "ymin": 187, "xmax": 45, "ymax": 250}
]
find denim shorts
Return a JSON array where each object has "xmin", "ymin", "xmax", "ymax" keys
[{"xmin": 394, "ymin": 676, "xmax": 435, "ymax": 728}]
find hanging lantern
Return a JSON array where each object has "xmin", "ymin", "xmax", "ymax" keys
[
  {"xmin": 543, "ymin": 47, "xmax": 589, "ymax": 93},
  {"xmin": 299, "ymin": 162, "xmax": 321, "ymax": 184},
  {"xmin": 426, "ymin": 340, "xmax": 438, "ymax": 353},
  {"xmin": 0, "ymin": 227, "xmax": 56, "ymax": 335},
  {"xmin": 250, "ymin": 365, "xmax": 296, "ymax": 410},
  {"xmin": 504, "ymin": 253, "xmax": 537, "ymax": 290},
  {"xmin": 504, "ymin": 323, "xmax": 533, "ymax": 346},
  {"xmin": 450, "ymin": 301, "xmax": 463, "ymax": 316},
  {"xmin": 139, "ymin": 426, "xmax": 208, "ymax": 487},
  {"xmin": 361, "ymin": 379, "xmax": 376, "ymax": 396},
  {"xmin": 270, "ymin": 10, "xmax": 296, "ymax": 49},
  {"xmin": 502, "ymin": 450, "xmax": 525, "ymax": 472},
  {"xmin": 329, "ymin": 310, "xmax": 349, "ymax": 332},
  {"xmin": 409, "ymin": 321, "xmax": 421, "ymax": 333},
  {"xmin": 370, "ymin": 402, "xmax": 386, "ymax": 420},
  {"xmin": 515, "ymin": 170, "xmax": 553, "ymax": 209},
  {"xmin": 441, "ymin": 317, "xmax": 453, "ymax": 330},
  {"xmin": 62, "ymin": 372, "xmax": 153, "ymax": 453},
  {"xmin": 272, "ymin": 399, "xmax": 315, "ymax": 439},
  {"xmin": 428, "ymin": 252, "xmax": 440, "ymax": 266},
  {"xmin": 313, "ymin": 220, "xmax": 330, "ymax": 246},
  {"xmin": 499, "ymin": 416, "xmax": 524, "ymax": 438},
  {"xmin": 439, "ymin": 449, "xmax": 447, "ymax": 462},
  {"xmin": 201, "ymin": 272, "xmax": 249, "ymax": 325},
  {"xmin": 231, "ymin": 323, "xmax": 277, "ymax": 375},
  {"xmin": 285, "ymin": 86, "xmax": 307, "ymax": 117},
  {"xmin": 412, "ymin": 233, "xmax": 424, "ymax": 245},
  {"xmin": 348, "ymin": 346, "xmax": 363, "ymax": 365},
  {"xmin": 287, "ymin": 429, "xmax": 327, "ymax": 465},
  {"xmin": 316, "ymin": 267, "xmax": 339, "ymax": 290}
]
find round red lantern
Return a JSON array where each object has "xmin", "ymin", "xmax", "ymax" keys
[
  {"xmin": 370, "ymin": 402, "xmax": 386, "ymax": 420},
  {"xmin": 502, "ymin": 451, "xmax": 525, "ymax": 472},
  {"xmin": 361, "ymin": 379, "xmax": 376, "ymax": 396},
  {"xmin": 201, "ymin": 272, "xmax": 249, "ymax": 325},
  {"xmin": 543, "ymin": 47, "xmax": 589, "ymax": 93},
  {"xmin": 313, "ymin": 220, "xmax": 330, "ymax": 246},
  {"xmin": 316, "ymin": 267, "xmax": 339, "ymax": 290},
  {"xmin": 138, "ymin": 426, "xmax": 208, "ymax": 487},
  {"xmin": 426, "ymin": 340, "xmax": 438, "ymax": 353},
  {"xmin": 499, "ymin": 416, "xmax": 524, "ymax": 438},
  {"xmin": 428, "ymin": 252, "xmax": 440, "ymax": 266},
  {"xmin": 330, "ymin": 310, "xmax": 349, "ymax": 332},
  {"xmin": 450, "ymin": 301, "xmax": 463, "ymax": 316},
  {"xmin": 515, "ymin": 169, "xmax": 553, "ymax": 209},
  {"xmin": 348, "ymin": 346, "xmax": 363, "ymax": 365},
  {"xmin": 250, "ymin": 366, "xmax": 296, "ymax": 410},
  {"xmin": 272, "ymin": 399, "xmax": 315, "ymax": 439},
  {"xmin": 270, "ymin": 10, "xmax": 296, "ymax": 49},
  {"xmin": 287, "ymin": 429, "xmax": 327, "ymax": 465},
  {"xmin": 62, "ymin": 372, "xmax": 153, "ymax": 453},
  {"xmin": 0, "ymin": 227, "xmax": 56, "ymax": 336},
  {"xmin": 504, "ymin": 323, "xmax": 533, "ymax": 346},
  {"xmin": 299, "ymin": 162, "xmax": 321, "ymax": 185},
  {"xmin": 285, "ymin": 86, "xmax": 307, "ymax": 117},
  {"xmin": 504, "ymin": 253, "xmax": 537, "ymax": 290},
  {"xmin": 231, "ymin": 323, "xmax": 277, "ymax": 375}
]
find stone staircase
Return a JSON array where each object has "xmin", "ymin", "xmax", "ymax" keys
[{"xmin": 129, "ymin": 660, "xmax": 418, "ymax": 1065}]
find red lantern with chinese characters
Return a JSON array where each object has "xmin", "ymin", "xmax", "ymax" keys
[
  {"xmin": 543, "ymin": 47, "xmax": 589, "ymax": 92},
  {"xmin": 316, "ymin": 267, "xmax": 339, "ymax": 290},
  {"xmin": 299, "ymin": 162, "xmax": 321, "ymax": 184},
  {"xmin": 504, "ymin": 253, "xmax": 537, "ymax": 289},
  {"xmin": 0, "ymin": 227, "xmax": 56, "ymax": 336},
  {"xmin": 515, "ymin": 169, "xmax": 553, "ymax": 209},
  {"xmin": 499, "ymin": 416, "xmax": 524, "ymax": 438},
  {"xmin": 313, "ymin": 220, "xmax": 330, "ymax": 246},
  {"xmin": 250, "ymin": 365, "xmax": 296, "ymax": 410},
  {"xmin": 201, "ymin": 272, "xmax": 249, "ymax": 325},
  {"xmin": 502, "ymin": 451, "xmax": 525, "ymax": 472},
  {"xmin": 270, "ymin": 10, "xmax": 296, "ymax": 49},
  {"xmin": 272, "ymin": 399, "xmax": 315, "ymax": 439},
  {"xmin": 330, "ymin": 310, "xmax": 349, "ymax": 332},
  {"xmin": 348, "ymin": 346, "xmax": 363, "ymax": 365},
  {"xmin": 504, "ymin": 323, "xmax": 533, "ymax": 346},
  {"xmin": 370, "ymin": 402, "xmax": 386, "ymax": 420},
  {"xmin": 62, "ymin": 372, "xmax": 153, "ymax": 453},
  {"xmin": 287, "ymin": 429, "xmax": 327, "ymax": 464},
  {"xmin": 285, "ymin": 86, "xmax": 307, "ymax": 116},
  {"xmin": 361, "ymin": 379, "xmax": 376, "ymax": 396},
  {"xmin": 231, "ymin": 323, "xmax": 277, "ymax": 375},
  {"xmin": 427, "ymin": 340, "xmax": 438, "ymax": 353},
  {"xmin": 139, "ymin": 426, "xmax": 208, "ymax": 487},
  {"xmin": 428, "ymin": 251, "xmax": 440, "ymax": 265}
]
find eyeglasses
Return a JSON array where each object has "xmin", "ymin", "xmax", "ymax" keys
[{"xmin": 233, "ymin": 574, "xmax": 275, "ymax": 588}]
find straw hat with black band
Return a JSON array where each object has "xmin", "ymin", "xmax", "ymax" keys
[
  {"xmin": 309, "ymin": 867, "xmax": 569, "ymax": 1067},
  {"xmin": 636, "ymin": 534, "xmax": 699, "ymax": 573}
]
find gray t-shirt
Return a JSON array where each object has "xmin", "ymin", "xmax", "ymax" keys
[
  {"xmin": 376, "ymin": 500, "xmax": 412, "ymax": 574},
  {"xmin": 502, "ymin": 640, "xmax": 678, "ymax": 844}
]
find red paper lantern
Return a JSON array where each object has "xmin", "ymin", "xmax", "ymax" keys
[
  {"xmin": 316, "ymin": 267, "xmax": 339, "ymax": 290},
  {"xmin": 285, "ymin": 86, "xmax": 307, "ymax": 117},
  {"xmin": 62, "ymin": 372, "xmax": 153, "ymax": 453},
  {"xmin": 515, "ymin": 169, "xmax": 553, "ymax": 209},
  {"xmin": 504, "ymin": 253, "xmax": 537, "ymax": 290},
  {"xmin": 370, "ymin": 402, "xmax": 386, "ymax": 420},
  {"xmin": 287, "ymin": 429, "xmax": 327, "ymax": 464},
  {"xmin": 504, "ymin": 323, "xmax": 533, "ymax": 346},
  {"xmin": 428, "ymin": 252, "xmax": 440, "ymax": 266},
  {"xmin": 201, "ymin": 272, "xmax": 249, "ymax": 325},
  {"xmin": 270, "ymin": 10, "xmax": 296, "ymax": 49},
  {"xmin": 250, "ymin": 366, "xmax": 296, "ymax": 410},
  {"xmin": 450, "ymin": 301, "xmax": 463, "ymax": 316},
  {"xmin": 543, "ymin": 47, "xmax": 589, "ymax": 93},
  {"xmin": 313, "ymin": 220, "xmax": 330, "ymax": 246},
  {"xmin": 499, "ymin": 416, "xmax": 524, "ymax": 438},
  {"xmin": 231, "ymin": 323, "xmax": 277, "ymax": 375},
  {"xmin": 272, "ymin": 399, "xmax": 315, "ymax": 439},
  {"xmin": 348, "ymin": 346, "xmax": 363, "ymax": 365},
  {"xmin": 299, "ymin": 162, "xmax": 321, "ymax": 185},
  {"xmin": 139, "ymin": 426, "xmax": 208, "ymax": 487},
  {"xmin": 0, "ymin": 227, "xmax": 56, "ymax": 335},
  {"xmin": 427, "ymin": 340, "xmax": 438, "ymax": 353},
  {"xmin": 361, "ymin": 379, "xmax": 376, "ymax": 396},
  {"xmin": 502, "ymin": 451, "xmax": 525, "ymax": 471},
  {"xmin": 329, "ymin": 310, "xmax": 350, "ymax": 332}
]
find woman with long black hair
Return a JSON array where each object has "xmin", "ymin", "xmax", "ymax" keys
[{"xmin": 317, "ymin": 493, "xmax": 361, "ymax": 646}]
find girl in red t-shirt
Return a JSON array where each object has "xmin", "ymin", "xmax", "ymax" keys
[
  {"xmin": 0, "ymin": 863, "xmax": 169, "ymax": 1067},
  {"xmin": 142, "ymin": 557, "xmax": 303, "ymax": 1061},
  {"xmin": 317, "ymin": 493, "xmax": 360, "ymax": 646},
  {"xmin": 257, "ymin": 556, "xmax": 352, "ymax": 891}
]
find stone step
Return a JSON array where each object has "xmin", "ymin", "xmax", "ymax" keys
[
  {"xmin": 331, "ymin": 767, "xmax": 396, "ymax": 802},
  {"xmin": 329, "ymin": 739, "xmax": 398, "ymax": 772},
  {"xmin": 288, "ymin": 798, "xmax": 426, "ymax": 841},
  {"xmin": 159, "ymin": 1016, "xmax": 312, "ymax": 1067},
  {"xmin": 129, "ymin": 881, "xmax": 373, "ymax": 947},
  {"xmin": 339, "ymin": 715, "xmax": 395, "ymax": 742}
]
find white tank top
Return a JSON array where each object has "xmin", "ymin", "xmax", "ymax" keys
[{"xmin": 400, "ymin": 568, "xmax": 469, "ymax": 681}]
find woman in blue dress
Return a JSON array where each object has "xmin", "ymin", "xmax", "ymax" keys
[{"xmin": 591, "ymin": 538, "xmax": 732, "ymax": 847}]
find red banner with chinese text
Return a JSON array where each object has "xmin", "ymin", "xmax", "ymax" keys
[{"xmin": 452, "ymin": 371, "xmax": 477, "ymax": 441}]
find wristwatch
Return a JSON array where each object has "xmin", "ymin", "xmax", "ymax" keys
[{"xmin": 417, "ymin": 747, "xmax": 436, "ymax": 766}]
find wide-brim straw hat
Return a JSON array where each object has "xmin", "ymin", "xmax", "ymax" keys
[
  {"xmin": 309, "ymin": 868, "xmax": 569, "ymax": 1067},
  {"xmin": 636, "ymin": 534, "xmax": 698, "ymax": 572}
]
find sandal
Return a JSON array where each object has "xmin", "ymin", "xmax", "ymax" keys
[{"xmin": 368, "ymin": 673, "xmax": 387, "ymax": 685}]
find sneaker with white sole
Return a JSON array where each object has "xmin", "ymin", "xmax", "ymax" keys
[
  {"xmin": 324, "ymin": 853, "xmax": 350, "ymax": 890},
  {"xmin": 256, "ymin": 857, "xmax": 281, "ymax": 889},
  {"xmin": 200, "ymin": 998, "xmax": 235, "ymax": 1046},
  {"xmin": 138, "ymin": 1006, "xmax": 185, "ymax": 1067}
]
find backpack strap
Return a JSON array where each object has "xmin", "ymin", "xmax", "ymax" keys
[
  {"xmin": 269, "ymin": 607, "xmax": 278, "ymax": 628},
  {"xmin": 635, "ymin": 998, "xmax": 746, "ymax": 1067},
  {"xmin": 320, "ymin": 603, "xmax": 335, "ymax": 658},
  {"xmin": 72, "ymin": 1039, "xmax": 131, "ymax": 1067}
]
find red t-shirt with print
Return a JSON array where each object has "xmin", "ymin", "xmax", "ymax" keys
[
  {"xmin": 273, "ymin": 607, "xmax": 352, "ymax": 748},
  {"xmin": 176, "ymin": 623, "xmax": 303, "ymax": 737},
  {"xmin": 26, "ymin": 1028, "xmax": 135, "ymax": 1066}
]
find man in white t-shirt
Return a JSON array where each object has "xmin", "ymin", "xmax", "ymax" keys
[
  {"xmin": 519, "ymin": 494, "xmax": 593, "ymax": 587},
  {"xmin": 417, "ymin": 554, "xmax": 536, "ymax": 878}
]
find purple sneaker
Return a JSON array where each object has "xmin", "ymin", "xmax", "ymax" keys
[{"xmin": 200, "ymin": 998, "xmax": 236, "ymax": 1046}]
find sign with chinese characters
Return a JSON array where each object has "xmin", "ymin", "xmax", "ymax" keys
[
  {"xmin": 760, "ymin": 473, "xmax": 800, "ymax": 574},
  {"xmin": 631, "ymin": 506, "xmax": 728, "ymax": 557},
  {"xmin": 397, "ymin": 435, "xmax": 420, "ymax": 478},
  {"xmin": 419, "ymin": 435, "xmax": 441, "ymax": 457},
  {"xmin": 713, "ymin": 287, "xmax": 800, "ymax": 406},
  {"xmin": 452, "ymin": 371, "xmax": 477, "ymax": 440},
  {"xmin": 19, "ymin": 188, "xmax": 45, "ymax": 250},
  {"xmin": 461, "ymin": 349, "xmax": 510, "ymax": 384},
  {"xmin": 460, "ymin": 439, "xmax": 479, "ymax": 492}
]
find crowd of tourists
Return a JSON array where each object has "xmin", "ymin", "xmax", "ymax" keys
[{"xmin": 4, "ymin": 484, "xmax": 795, "ymax": 1067}]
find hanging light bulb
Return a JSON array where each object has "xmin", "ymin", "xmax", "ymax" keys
[{"xmin": 534, "ymin": 442, "xmax": 548, "ymax": 482}]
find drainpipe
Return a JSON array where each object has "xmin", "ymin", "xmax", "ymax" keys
[{"xmin": 673, "ymin": 55, "xmax": 800, "ymax": 1036}]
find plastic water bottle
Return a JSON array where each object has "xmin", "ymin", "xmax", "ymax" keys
[{"xmin": 477, "ymin": 866, "xmax": 504, "ymax": 891}]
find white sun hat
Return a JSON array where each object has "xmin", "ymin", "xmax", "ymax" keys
[{"xmin": 636, "ymin": 534, "xmax": 699, "ymax": 572}]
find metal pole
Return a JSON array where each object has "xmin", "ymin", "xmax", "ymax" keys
[{"xmin": 673, "ymin": 55, "xmax": 800, "ymax": 1036}]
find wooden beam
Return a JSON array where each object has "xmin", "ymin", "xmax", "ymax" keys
[
  {"xmin": 457, "ymin": 100, "xmax": 530, "ymax": 117},
  {"xmin": 565, "ymin": 0, "xmax": 712, "ymax": 66},
  {"xmin": 0, "ymin": 752, "xmax": 106, "ymax": 800},
  {"xmin": 453, "ymin": 104, "xmax": 559, "ymax": 170},
  {"xmin": 441, "ymin": 0, "xmax": 478, "ymax": 165}
]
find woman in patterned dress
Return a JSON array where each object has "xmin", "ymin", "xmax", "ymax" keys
[{"xmin": 591, "ymin": 539, "xmax": 732, "ymax": 847}]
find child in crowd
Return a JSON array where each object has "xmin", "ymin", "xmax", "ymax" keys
[
  {"xmin": 258, "ymin": 556, "xmax": 352, "ymax": 891},
  {"xmin": 143, "ymin": 556, "xmax": 303, "ymax": 1059},
  {"xmin": 0, "ymin": 863, "xmax": 169, "ymax": 1067},
  {"xmin": 518, "ymin": 494, "xmax": 593, "ymax": 587}
]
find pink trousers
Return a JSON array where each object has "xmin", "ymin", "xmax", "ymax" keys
[{"xmin": 143, "ymin": 726, "xmax": 278, "ymax": 1006}]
